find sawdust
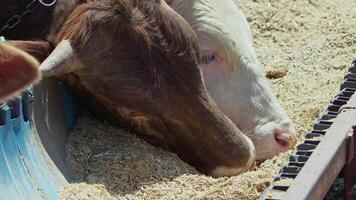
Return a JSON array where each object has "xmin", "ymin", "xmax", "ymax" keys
[
  {"xmin": 59, "ymin": 183, "xmax": 113, "ymax": 200},
  {"xmin": 264, "ymin": 178, "xmax": 293, "ymax": 200},
  {"xmin": 305, "ymin": 135, "xmax": 324, "ymax": 141},
  {"xmin": 266, "ymin": 68, "xmax": 288, "ymax": 79},
  {"xmin": 60, "ymin": 0, "xmax": 356, "ymax": 199},
  {"xmin": 274, "ymin": 178, "xmax": 294, "ymax": 187},
  {"xmin": 264, "ymin": 189, "xmax": 285, "ymax": 199}
]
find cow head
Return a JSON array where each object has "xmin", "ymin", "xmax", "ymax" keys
[
  {"xmin": 38, "ymin": 0, "xmax": 255, "ymax": 177},
  {"xmin": 0, "ymin": 42, "xmax": 41, "ymax": 102},
  {"xmin": 169, "ymin": 0, "xmax": 298, "ymax": 160}
]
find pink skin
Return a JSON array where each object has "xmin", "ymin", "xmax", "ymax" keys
[{"xmin": 274, "ymin": 130, "xmax": 292, "ymax": 148}]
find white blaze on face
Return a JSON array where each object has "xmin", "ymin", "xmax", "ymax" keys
[
  {"xmin": 211, "ymin": 133, "xmax": 255, "ymax": 177},
  {"xmin": 170, "ymin": 0, "xmax": 297, "ymax": 160}
]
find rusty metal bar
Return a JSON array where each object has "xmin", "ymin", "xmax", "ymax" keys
[
  {"xmin": 345, "ymin": 126, "xmax": 356, "ymax": 200},
  {"xmin": 282, "ymin": 110, "xmax": 356, "ymax": 200},
  {"xmin": 341, "ymin": 59, "xmax": 356, "ymax": 200}
]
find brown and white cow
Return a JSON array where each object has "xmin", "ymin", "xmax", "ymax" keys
[
  {"xmin": 1, "ymin": 0, "xmax": 255, "ymax": 177},
  {"xmin": 167, "ymin": 0, "xmax": 298, "ymax": 160},
  {"xmin": 0, "ymin": 42, "xmax": 41, "ymax": 102}
]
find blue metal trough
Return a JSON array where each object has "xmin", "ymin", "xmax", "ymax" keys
[{"xmin": 0, "ymin": 79, "xmax": 79, "ymax": 200}]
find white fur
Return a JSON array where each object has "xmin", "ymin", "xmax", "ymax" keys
[
  {"xmin": 211, "ymin": 134, "xmax": 255, "ymax": 177},
  {"xmin": 170, "ymin": 0, "xmax": 297, "ymax": 160},
  {"xmin": 211, "ymin": 166, "xmax": 247, "ymax": 178}
]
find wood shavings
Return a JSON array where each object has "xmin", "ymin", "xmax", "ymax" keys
[
  {"xmin": 274, "ymin": 178, "xmax": 294, "ymax": 187},
  {"xmin": 60, "ymin": 0, "xmax": 356, "ymax": 199},
  {"xmin": 266, "ymin": 69, "xmax": 288, "ymax": 79}
]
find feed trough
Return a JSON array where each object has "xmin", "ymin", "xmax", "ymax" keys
[
  {"xmin": 261, "ymin": 58, "xmax": 356, "ymax": 200},
  {"xmin": 0, "ymin": 79, "xmax": 78, "ymax": 200}
]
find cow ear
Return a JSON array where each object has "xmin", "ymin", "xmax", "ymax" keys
[
  {"xmin": 0, "ymin": 43, "xmax": 40, "ymax": 102},
  {"xmin": 5, "ymin": 40, "xmax": 53, "ymax": 62},
  {"xmin": 40, "ymin": 40, "xmax": 84, "ymax": 77}
]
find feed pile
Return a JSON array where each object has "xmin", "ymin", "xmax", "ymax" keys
[{"xmin": 60, "ymin": 0, "xmax": 356, "ymax": 199}]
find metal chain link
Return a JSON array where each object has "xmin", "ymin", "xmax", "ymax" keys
[{"xmin": 0, "ymin": 0, "xmax": 57, "ymax": 33}]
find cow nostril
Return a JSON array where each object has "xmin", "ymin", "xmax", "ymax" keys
[{"xmin": 273, "ymin": 131, "xmax": 292, "ymax": 148}]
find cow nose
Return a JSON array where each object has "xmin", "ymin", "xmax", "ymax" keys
[{"xmin": 273, "ymin": 130, "xmax": 297, "ymax": 149}]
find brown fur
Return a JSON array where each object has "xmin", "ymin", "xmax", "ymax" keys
[
  {"xmin": 165, "ymin": 0, "xmax": 175, "ymax": 5},
  {"xmin": 6, "ymin": 40, "xmax": 54, "ymax": 62},
  {"xmin": 0, "ymin": 43, "xmax": 40, "ymax": 102},
  {"xmin": 1, "ymin": 0, "xmax": 255, "ymax": 176},
  {"xmin": 54, "ymin": 0, "xmax": 253, "ymax": 174}
]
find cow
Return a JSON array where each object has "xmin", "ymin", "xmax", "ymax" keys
[
  {"xmin": 1, "ymin": 0, "xmax": 255, "ymax": 177},
  {"xmin": 0, "ymin": 42, "xmax": 41, "ymax": 103},
  {"xmin": 166, "ymin": 0, "xmax": 298, "ymax": 160}
]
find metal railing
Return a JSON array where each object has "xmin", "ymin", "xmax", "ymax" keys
[{"xmin": 260, "ymin": 58, "xmax": 356, "ymax": 200}]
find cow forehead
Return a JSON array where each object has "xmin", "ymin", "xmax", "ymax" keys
[
  {"xmin": 67, "ymin": 0, "xmax": 197, "ymax": 51},
  {"xmin": 52, "ymin": 0, "xmax": 202, "ymax": 90},
  {"xmin": 170, "ymin": 0, "xmax": 257, "ymax": 69}
]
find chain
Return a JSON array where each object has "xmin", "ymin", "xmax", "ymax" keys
[{"xmin": 0, "ymin": 0, "xmax": 57, "ymax": 33}]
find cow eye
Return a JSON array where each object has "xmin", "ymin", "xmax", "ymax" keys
[{"xmin": 201, "ymin": 53, "xmax": 215, "ymax": 64}]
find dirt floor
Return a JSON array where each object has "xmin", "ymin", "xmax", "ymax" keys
[{"xmin": 59, "ymin": 0, "xmax": 356, "ymax": 199}]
